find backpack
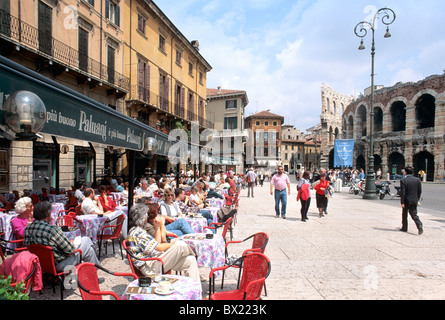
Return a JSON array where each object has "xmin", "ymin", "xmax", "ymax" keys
[{"xmin": 217, "ymin": 206, "xmax": 237, "ymax": 223}]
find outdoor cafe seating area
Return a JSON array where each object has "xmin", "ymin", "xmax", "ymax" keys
[{"xmin": 0, "ymin": 176, "xmax": 271, "ymax": 301}]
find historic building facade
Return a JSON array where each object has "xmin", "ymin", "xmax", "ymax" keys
[
  {"xmin": 319, "ymin": 83, "xmax": 354, "ymax": 169},
  {"xmin": 0, "ymin": 0, "xmax": 212, "ymax": 193},
  {"xmin": 244, "ymin": 110, "xmax": 284, "ymax": 171},
  {"xmin": 206, "ymin": 87, "xmax": 249, "ymax": 173},
  {"xmin": 342, "ymin": 74, "xmax": 445, "ymax": 182}
]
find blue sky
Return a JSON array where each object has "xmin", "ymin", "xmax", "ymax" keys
[{"xmin": 155, "ymin": 0, "xmax": 445, "ymax": 131}]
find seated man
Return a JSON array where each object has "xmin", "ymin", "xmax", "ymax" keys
[
  {"xmin": 134, "ymin": 180, "xmax": 153, "ymax": 201},
  {"xmin": 81, "ymin": 188, "xmax": 111, "ymax": 215},
  {"xmin": 126, "ymin": 204, "xmax": 200, "ymax": 283},
  {"xmin": 23, "ymin": 201, "xmax": 101, "ymax": 273}
]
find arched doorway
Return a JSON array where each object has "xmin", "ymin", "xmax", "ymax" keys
[
  {"xmin": 356, "ymin": 155, "xmax": 366, "ymax": 172},
  {"xmin": 374, "ymin": 107, "xmax": 383, "ymax": 132},
  {"xmin": 374, "ymin": 154, "xmax": 382, "ymax": 173},
  {"xmin": 388, "ymin": 152, "xmax": 405, "ymax": 178},
  {"xmin": 415, "ymin": 94, "xmax": 435, "ymax": 129},
  {"xmin": 413, "ymin": 151, "xmax": 434, "ymax": 181},
  {"xmin": 390, "ymin": 101, "xmax": 406, "ymax": 132},
  {"xmin": 357, "ymin": 105, "xmax": 367, "ymax": 137}
]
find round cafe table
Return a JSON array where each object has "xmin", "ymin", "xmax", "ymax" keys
[
  {"xmin": 180, "ymin": 233, "xmax": 225, "ymax": 275},
  {"xmin": 122, "ymin": 274, "xmax": 202, "ymax": 300},
  {"xmin": 206, "ymin": 198, "xmax": 225, "ymax": 209},
  {"xmin": 184, "ymin": 216, "xmax": 208, "ymax": 233}
]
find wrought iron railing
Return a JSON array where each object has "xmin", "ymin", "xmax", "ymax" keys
[{"xmin": 0, "ymin": 9, "xmax": 129, "ymax": 92}]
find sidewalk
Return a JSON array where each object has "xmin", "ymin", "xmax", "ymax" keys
[{"xmin": 235, "ymin": 183, "xmax": 445, "ymax": 300}]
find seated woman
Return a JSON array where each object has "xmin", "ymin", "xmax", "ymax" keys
[
  {"xmin": 175, "ymin": 188, "xmax": 214, "ymax": 231},
  {"xmin": 11, "ymin": 197, "xmax": 34, "ymax": 240},
  {"xmin": 97, "ymin": 186, "xmax": 117, "ymax": 212},
  {"xmin": 126, "ymin": 204, "xmax": 200, "ymax": 283},
  {"xmin": 189, "ymin": 186, "xmax": 205, "ymax": 209},
  {"xmin": 159, "ymin": 189, "xmax": 194, "ymax": 237}
]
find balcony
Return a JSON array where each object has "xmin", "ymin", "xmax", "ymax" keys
[
  {"xmin": 130, "ymin": 85, "xmax": 169, "ymax": 113},
  {"xmin": 0, "ymin": 9, "xmax": 129, "ymax": 93}
]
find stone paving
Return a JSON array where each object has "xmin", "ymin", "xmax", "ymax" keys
[{"xmin": 28, "ymin": 180, "xmax": 445, "ymax": 300}]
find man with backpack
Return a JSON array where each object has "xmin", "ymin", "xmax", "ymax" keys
[{"xmin": 246, "ymin": 168, "xmax": 257, "ymax": 198}]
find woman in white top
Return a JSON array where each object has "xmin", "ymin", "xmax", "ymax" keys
[
  {"xmin": 189, "ymin": 186, "xmax": 204, "ymax": 209},
  {"xmin": 159, "ymin": 188, "xmax": 194, "ymax": 236}
]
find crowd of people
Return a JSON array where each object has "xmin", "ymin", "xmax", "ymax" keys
[{"xmin": 2, "ymin": 169, "xmax": 241, "ymax": 291}]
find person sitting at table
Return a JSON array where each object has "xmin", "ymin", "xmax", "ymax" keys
[
  {"xmin": 189, "ymin": 186, "xmax": 205, "ymax": 209},
  {"xmin": 206, "ymin": 184, "xmax": 224, "ymax": 199},
  {"xmin": 81, "ymin": 188, "xmax": 111, "ymax": 215},
  {"xmin": 23, "ymin": 201, "xmax": 101, "ymax": 273},
  {"xmin": 126, "ymin": 204, "xmax": 200, "ymax": 283},
  {"xmin": 134, "ymin": 180, "xmax": 153, "ymax": 201},
  {"xmin": 158, "ymin": 189, "xmax": 194, "ymax": 237},
  {"xmin": 175, "ymin": 188, "xmax": 214, "ymax": 230},
  {"xmin": 145, "ymin": 203, "xmax": 181, "ymax": 241},
  {"xmin": 197, "ymin": 182, "xmax": 208, "ymax": 203},
  {"xmin": 97, "ymin": 186, "xmax": 117, "ymax": 212},
  {"xmin": 74, "ymin": 181, "xmax": 85, "ymax": 204},
  {"xmin": 11, "ymin": 197, "xmax": 34, "ymax": 240},
  {"xmin": 121, "ymin": 181, "xmax": 129, "ymax": 206}
]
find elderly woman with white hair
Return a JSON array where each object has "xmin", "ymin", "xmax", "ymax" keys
[
  {"xmin": 126, "ymin": 203, "xmax": 201, "ymax": 283},
  {"xmin": 11, "ymin": 197, "xmax": 34, "ymax": 239}
]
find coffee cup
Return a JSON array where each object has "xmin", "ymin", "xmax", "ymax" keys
[{"xmin": 158, "ymin": 281, "xmax": 171, "ymax": 293}]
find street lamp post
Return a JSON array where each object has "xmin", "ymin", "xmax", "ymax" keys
[{"xmin": 354, "ymin": 7, "xmax": 396, "ymax": 200}]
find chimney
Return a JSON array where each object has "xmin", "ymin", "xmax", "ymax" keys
[
  {"xmin": 217, "ymin": 86, "xmax": 221, "ymax": 94},
  {"xmin": 191, "ymin": 40, "xmax": 200, "ymax": 51}
]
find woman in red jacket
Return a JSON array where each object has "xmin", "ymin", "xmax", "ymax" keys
[
  {"xmin": 97, "ymin": 186, "xmax": 117, "ymax": 212},
  {"xmin": 313, "ymin": 172, "xmax": 330, "ymax": 218}
]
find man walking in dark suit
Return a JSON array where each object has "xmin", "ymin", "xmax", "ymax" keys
[{"xmin": 400, "ymin": 166, "xmax": 423, "ymax": 235}]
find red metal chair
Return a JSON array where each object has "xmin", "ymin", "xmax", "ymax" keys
[
  {"xmin": 76, "ymin": 262, "xmax": 136, "ymax": 300},
  {"xmin": 122, "ymin": 239, "xmax": 166, "ymax": 278},
  {"xmin": 27, "ymin": 244, "xmax": 82, "ymax": 300},
  {"xmin": 204, "ymin": 216, "xmax": 234, "ymax": 242},
  {"xmin": 97, "ymin": 214, "xmax": 125, "ymax": 260},
  {"xmin": 209, "ymin": 252, "xmax": 271, "ymax": 300},
  {"xmin": 222, "ymin": 232, "xmax": 269, "ymax": 294},
  {"xmin": 0, "ymin": 232, "xmax": 26, "ymax": 262}
]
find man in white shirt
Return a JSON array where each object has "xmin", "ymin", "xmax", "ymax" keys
[
  {"xmin": 134, "ymin": 180, "xmax": 154, "ymax": 200},
  {"xmin": 81, "ymin": 188, "xmax": 107, "ymax": 215}
]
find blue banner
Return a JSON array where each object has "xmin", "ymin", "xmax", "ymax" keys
[{"xmin": 334, "ymin": 140, "xmax": 354, "ymax": 168}]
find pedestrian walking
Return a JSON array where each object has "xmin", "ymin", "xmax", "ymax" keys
[
  {"xmin": 270, "ymin": 165, "xmax": 291, "ymax": 219},
  {"xmin": 297, "ymin": 170, "xmax": 311, "ymax": 221},
  {"xmin": 400, "ymin": 166, "xmax": 423, "ymax": 235},
  {"xmin": 246, "ymin": 168, "xmax": 257, "ymax": 198},
  {"xmin": 312, "ymin": 172, "xmax": 329, "ymax": 218}
]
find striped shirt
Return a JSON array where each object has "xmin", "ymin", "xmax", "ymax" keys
[{"xmin": 23, "ymin": 220, "xmax": 75, "ymax": 263}]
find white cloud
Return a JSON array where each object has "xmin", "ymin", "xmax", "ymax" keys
[{"xmin": 155, "ymin": 0, "xmax": 445, "ymax": 130}]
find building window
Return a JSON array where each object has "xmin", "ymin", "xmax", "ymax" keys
[
  {"xmin": 188, "ymin": 62, "xmax": 194, "ymax": 75},
  {"xmin": 224, "ymin": 117, "xmax": 238, "ymax": 130},
  {"xmin": 159, "ymin": 34, "xmax": 166, "ymax": 52},
  {"xmin": 199, "ymin": 71, "xmax": 203, "ymax": 85},
  {"xmin": 226, "ymin": 100, "xmax": 237, "ymax": 109},
  {"xmin": 137, "ymin": 13, "xmax": 146, "ymax": 34},
  {"xmin": 273, "ymin": 121, "xmax": 277, "ymax": 126},
  {"xmin": 256, "ymin": 121, "xmax": 260, "ymax": 126},
  {"xmin": 265, "ymin": 121, "xmax": 269, "ymax": 126},
  {"xmin": 105, "ymin": 0, "xmax": 120, "ymax": 26},
  {"xmin": 176, "ymin": 50, "xmax": 182, "ymax": 65}
]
